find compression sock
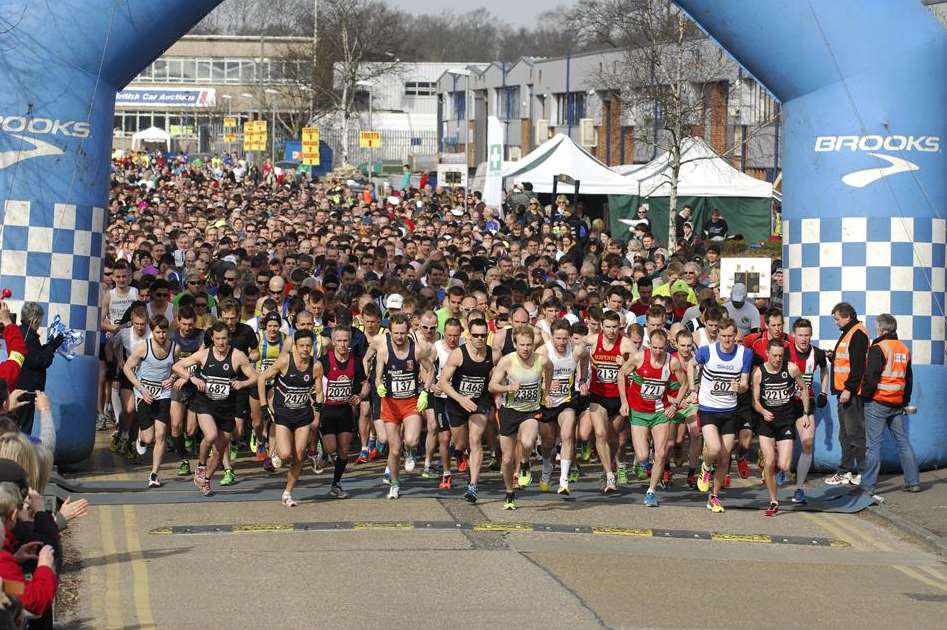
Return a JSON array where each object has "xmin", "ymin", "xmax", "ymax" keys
[
  {"xmin": 334, "ymin": 456, "xmax": 347, "ymax": 484},
  {"xmin": 796, "ymin": 451, "xmax": 813, "ymax": 488},
  {"xmin": 559, "ymin": 459, "xmax": 572, "ymax": 484},
  {"xmin": 174, "ymin": 434, "xmax": 187, "ymax": 458}
]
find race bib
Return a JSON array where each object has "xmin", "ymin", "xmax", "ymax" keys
[
  {"xmin": 458, "ymin": 376, "xmax": 485, "ymax": 398},
  {"xmin": 283, "ymin": 390, "xmax": 311, "ymax": 409},
  {"xmin": 206, "ymin": 378, "xmax": 231, "ymax": 401},
  {"xmin": 390, "ymin": 375, "xmax": 417, "ymax": 398},
  {"xmin": 326, "ymin": 382, "xmax": 352, "ymax": 402},
  {"xmin": 549, "ymin": 378, "xmax": 571, "ymax": 396},
  {"xmin": 711, "ymin": 378, "xmax": 736, "ymax": 396},
  {"xmin": 514, "ymin": 383, "xmax": 540, "ymax": 403},
  {"xmin": 595, "ymin": 365, "xmax": 618, "ymax": 384},
  {"xmin": 140, "ymin": 378, "xmax": 164, "ymax": 398},
  {"xmin": 640, "ymin": 382, "xmax": 666, "ymax": 401}
]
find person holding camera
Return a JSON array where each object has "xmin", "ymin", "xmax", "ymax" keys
[{"xmin": 14, "ymin": 303, "xmax": 63, "ymax": 435}]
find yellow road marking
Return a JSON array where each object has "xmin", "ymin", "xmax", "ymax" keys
[
  {"xmin": 802, "ymin": 514, "xmax": 863, "ymax": 550},
  {"xmin": 123, "ymin": 505, "xmax": 156, "ymax": 629},
  {"xmin": 592, "ymin": 527, "xmax": 653, "ymax": 538},
  {"xmin": 98, "ymin": 505, "xmax": 123, "ymax": 630},
  {"xmin": 233, "ymin": 522, "xmax": 296, "ymax": 533},
  {"xmin": 710, "ymin": 532, "xmax": 773, "ymax": 544},
  {"xmin": 473, "ymin": 522, "xmax": 534, "ymax": 532}
]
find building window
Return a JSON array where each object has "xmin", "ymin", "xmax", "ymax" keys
[
  {"xmin": 405, "ymin": 81, "xmax": 436, "ymax": 96},
  {"xmin": 241, "ymin": 60, "xmax": 256, "ymax": 84},
  {"xmin": 453, "ymin": 91, "xmax": 466, "ymax": 120},
  {"xmin": 153, "ymin": 59, "xmax": 168, "ymax": 82},
  {"xmin": 212, "ymin": 61, "xmax": 225, "ymax": 82},
  {"xmin": 498, "ymin": 86, "xmax": 520, "ymax": 120},
  {"xmin": 197, "ymin": 60, "xmax": 211, "ymax": 82},
  {"xmin": 556, "ymin": 92, "xmax": 586, "ymax": 126}
]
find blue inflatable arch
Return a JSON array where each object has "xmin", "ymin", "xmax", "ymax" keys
[{"xmin": 0, "ymin": 0, "xmax": 943, "ymax": 470}]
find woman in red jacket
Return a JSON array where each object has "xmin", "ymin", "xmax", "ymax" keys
[{"xmin": 0, "ymin": 302, "xmax": 27, "ymax": 392}]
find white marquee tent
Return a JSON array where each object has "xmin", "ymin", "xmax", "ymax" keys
[
  {"xmin": 502, "ymin": 133, "xmax": 634, "ymax": 195},
  {"xmin": 131, "ymin": 126, "xmax": 171, "ymax": 151}
]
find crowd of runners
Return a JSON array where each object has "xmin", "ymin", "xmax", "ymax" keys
[{"xmin": 96, "ymin": 151, "xmax": 918, "ymax": 515}]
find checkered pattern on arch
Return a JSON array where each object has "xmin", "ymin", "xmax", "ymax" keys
[
  {"xmin": 0, "ymin": 199, "xmax": 104, "ymax": 356},
  {"xmin": 782, "ymin": 216, "xmax": 946, "ymax": 365}
]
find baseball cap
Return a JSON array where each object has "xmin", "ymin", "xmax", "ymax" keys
[
  {"xmin": 385, "ymin": 293, "xmax": 404, "ymax": 310},
  {"xmin": 731, "ymin": 282, "xmax": 748, "ymax": 302},
  {"xmin": 670, "ymin": 279, "xmax": 690, "ymax": 295}
]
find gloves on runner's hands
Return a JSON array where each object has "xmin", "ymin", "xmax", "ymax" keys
[{"xmin": 416, "ymin": 391, "xmax": 429, "ymax": 413}]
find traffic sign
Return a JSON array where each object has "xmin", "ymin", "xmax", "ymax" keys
[{"xmin": 301, "ymin": 127, "xmax": 320, "ymax": 166}]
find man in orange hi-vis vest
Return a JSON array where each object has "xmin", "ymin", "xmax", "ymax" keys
[
  {"xmin": 858, "ymin": 313, "xmax": 920, "ymax": 502},
  {"xmin": 825, "ymin": 302, "xmax": 870, "ymax": 486}
]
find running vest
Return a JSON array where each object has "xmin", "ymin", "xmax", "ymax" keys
[
  {"xmin": 173, "ymin": 329, "xmax": 203, "ymax": 376},
  {"xmin": 501, "ymin": 327, "xmax": 516, "ymax": 356},
  {"xmin": 871, "ymin": 339, "xmax": 909, "ymax": 406},
  {"xmin": 589, "ymin": 334, "xmax": 622, "ymax": 398},
  {"xmin": 788, "ymin": 344, "xmax": 819, "ymax": 400},
  {"xmin": 201, "ymin": 347, "xmax": 238, "ymax": 405},
  {"xmin": 256, "ymin": 333, "xmax": 285, "ymax": 372},
  {"xmin": 759, "ymin": 365, "xmax": 797, "ymax": 423},
  {"xmin": 384, "ymin": 336, "xmax": 419, "ymax": 399},
  {"xmin": 450, "ymin": 345, "xmax": 493, "ymax": 403},
  {"xmin": 627, "ymin": 349, "xmax": 671, "ymax": 413},
  {"xmin": 147, "ymin": 301, "xmax": 174, "ymax": 324},
  {"xmin": 273, "ymin": 354, "xmax": 315, "ymax": 423},
  {"xmin": 135, "ymin": 340, "xmax": 174, "ymax": 401},
  {"xmin": 108, "ymin": 287, "xmax": 138, "ymax": 324},
  {"xmin": 697, "ymin": 342, "xmax": 749, "ymax": 412},
  {"xmin": 322, "ymin": 351, "xmax": 356, "ymax": 406},
  {"xmin": 504, "ymin": 353, "xmax": 543, "ymax": 412},
  {"xmin": 544, "ymin": 339, "xmax": 576, "ymax": 407},
  {"xmin": 120, "ymin": 326, "xmax": 150, "ymax": 363},
  {"xmin": 433, "ymin": 340, "xmax": 452, "ymax": 399},
  {"xmin": 833, "ymin": 322, "xmax": 868, "ymax": 392}
]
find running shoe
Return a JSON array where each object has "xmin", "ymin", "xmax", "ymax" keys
[
  {"xmin": 557, "ymin": 482, "xmax": 570, "ymax": 496},
  {"xmin": 503, "ymin": 494, "xmax": 517, "ymax": 510},
  {"xmin": 193, "ymin": 465, "xmax": 207, "ymax": 489},
  {"xmin": 903, "ymin": 484, "xmax": 921, "ymax": 493},
  {"xmin": 370, "ymin": 446, "xmax": 381, "ymax": 461},
  {"xmin": 661, "ymin": 468, "xmax": 672, "ymax": 488},
  {"xmin": 97, "ymin": 413, "xmax": 109, "ymax": 431},
  {"xmin": 603, "ymin": 475, "xmax": 617, "ymax": 495},
  {"xmin": 539, "ymin": 474, "xmax": 552, "ymax": 493},
  {"xmin": 329, "ymin": 484, "xmax": 349, "ymax": 499},
  {"xmin": 723, "ymin": 474, "xmax": 732, "ymax": 489},
  {"xmin": 775, "ymin": 470, "xmax": 786, "ymax": 486},
  {"xmin": 697, "ymin": 466, "xmax": 713, "ymax": 493},
  {"xmin": 262, "ymin": 456, "xmax": 275, "ymax": 473},
  {"xmin": 518, "ymin": 467, "xmax": 532, "ymax": 487},
  {"xmin": 383, "ymin": 468, "xmax": 392, "ymax": 485},
  {"xmin": 109, "ymin": 432, "xmax": 121, "ymax": 453},
  {"xmin": 634, "ymin": 462, "xmax": 648, "ymax": 481},
  {"xmin": 135, "ymin": 438, "xmax": 148, "ymax": 456},
  {"xmin": 765, "ymin": 501, "xmax": 780, "ymax": 517},
  {"xmin": 568, "ymin": 465, "xmax": 581, "ymax": 483},
  {"xmin": 355, "ymin": 449, "xmax": 370, "ymax": 464},
  {"xmin": 199, "ymin": 478, "xmax": 212, "ymax": 497},
  {"xmin": 249, "ymin": 433, "xmax": 258, "ymax": 453},
  {"xmin": 580, "ymin": 442, "xmax": 592, "ymax": 462},
  {"xmin": 404, "ymin": 451, "xmax": 417, "ymax": 473},
  {"xmin": 737, "ymin": 455, "xmax": 750, "ymax": 479},
  {"xmin": 824, "ymin": 472, "xmax": 848, "ymax": 485},
  {"xmin": 706, "ymin": 495, "xmax": 725, "ymax": 513},
  {"xmin": 271, "ymin": 454, "xmax": 283, "ymax": 470},
  {"xmin": 255, "ymin": 443, "xmax": 267, "ymax": 462},
  {"xmin": 850, "ymin": 474, "xmax": 862, "ymax": 486},
  {"xmin": 220, "ymin": 469, "xmax": 236, "ymax": 486},
  {"xmin": 458, "ymin": 455, "xmax": 468, "ymax": 473},
  {"xmin": 314, "ymin": 456, "xmax": 326, "ymax": 475},
  {"xmin": 643, "ymin": 490, "xmax": 659, "ymax": 507},
  {"xmin": 281, "ymin": 491, "xmax": 298, "ymax": 508},
  {"xmin": 617, "ymin": 463, "xmax": 628, "ymax": 485},
  {"xmin": 463, "ymin": 483, "xmax": 478, "ymax": 503},
  {"xmin": 438, "ymin": 475, "xmax": 452, "ymax": 490},
  {"xmin": 687, "ymin": 472, "xmax": 697, "ymax": 489},
  {"xmin": 228, "ymin": 442, "xmax": 238, "ymax": 462},
  {"xmin": 791, "ymin": 488, "xmax": 807, "ymax": 504},
  {"xmin": 387, "ymin": 482, "xmax": 400, "ymax": 499},
  {"xmin": 148, "ymin": 473, "xmax": 162, "ymax": 488},
  {"xmin": 422, "ymin": 467, "xmax": 436, "ymax": 479},
  {"xmin": 488, "ymin": 455, "xmax": 501, "ymax": 471},
  {"xmin": 184, "ymin": 436, "xmax": 194, "ymax": 452},
  {"xmin": 177, "ymin": 460, "xmax": 192, "ymax": 477}
]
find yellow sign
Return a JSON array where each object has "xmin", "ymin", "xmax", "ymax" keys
[
  {"xmin": 243, "ymin": 120, "xmax": 267, "ymax": 152},
  {"xmin": 359, "ymin": 130, "xmax": 381, "ymax": 148},
  {"xmin": 223, "ymin": 116, "xmax": 237, "ymax": 128},
  {"xmin": 224, "ymin": 132, "xmax": 237, "ymax": 143},
  {"xmin": 301, "ymin": 127, "xmax": 320, "ymax": 166}
]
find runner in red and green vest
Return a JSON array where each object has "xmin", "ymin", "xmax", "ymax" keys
[{"xmin": 618, "ymin": 328, "xmax": 689, "ymax": 507}]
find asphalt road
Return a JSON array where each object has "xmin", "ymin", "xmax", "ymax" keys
[{"xmin": 57, "ymin": 437, "xmax": 947, "ymax": 630}]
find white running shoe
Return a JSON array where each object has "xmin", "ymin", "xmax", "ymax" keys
[
  {"xmin": 271, "ymin": 454, "xmax": 283, "ymax": 469},
  {"xmin": 824, "ymin": 472, "xmax": 848, "ymax": 485},
  {"xmin": 387, "ymin": 483, "xmax": 400, "ymax": 499},
  {"xmin": 135, "ymin": 438, "xmax": 148, "ymax": 456},
  {"xmin": 849, "ymin": 474, "xmax": 862, "ymax": 486},
  {"xmin": 404, "ymin": 451, "xmax": 416, "ymax": 473}
]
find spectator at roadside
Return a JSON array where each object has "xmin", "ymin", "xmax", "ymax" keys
[{"xmin": 702, "ymin": 208, "xmax": 729, "ymax": 241}]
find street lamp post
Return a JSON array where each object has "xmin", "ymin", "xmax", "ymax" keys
[
  {"xmin": 448, "ymin": 68, "xmax": 471, "ymax": 170},
  {"xmin": 356, "ymin": 80, "xmax": 373, "ymax": 185},
  {"xmin": 221, "ymin": 94, "xmax": 232, "ymax": 154},
  {"xmin": 264, "ymin": 88, "xmax": 279, "ymax": 164},
  {"xmin": 240, "ymin": 92, "xmax": 254, "ymax": 161}
]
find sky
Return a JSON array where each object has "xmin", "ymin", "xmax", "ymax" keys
[{"xmin": 390, "ymin": 0, "xmax": 574, "ymax": 25}]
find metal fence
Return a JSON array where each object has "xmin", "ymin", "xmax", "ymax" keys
[{"xmin": 319, "ymin": 128, "xmax": 438, "ymax": 168}]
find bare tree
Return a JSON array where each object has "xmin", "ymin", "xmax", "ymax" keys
[{"xmin": 570, "ymin": 0, "xmax": 739, "ymax": 250}]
